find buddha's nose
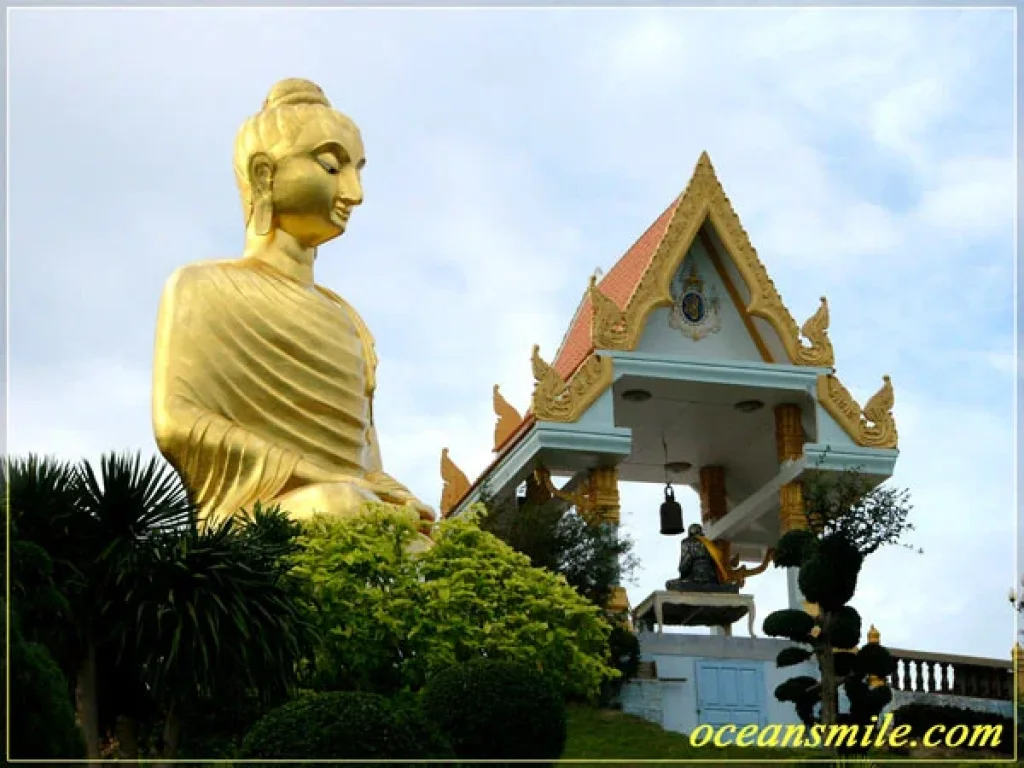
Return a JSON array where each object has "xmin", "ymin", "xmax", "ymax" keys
[{"xmin": 338, "ymin": 170, "xmax": 364, "ymax": 207}]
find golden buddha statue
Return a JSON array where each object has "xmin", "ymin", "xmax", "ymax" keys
[{"xmin": 152, "ymin": 78, "xmax": 435, "ymax": 533}]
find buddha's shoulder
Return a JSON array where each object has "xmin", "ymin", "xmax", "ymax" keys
[
  {"xmin": 314, "ymin": 285, "xmax": 375, "ymax": 347},
  {"xmin": 161, "ymin": 259, "xmax": 259, "ymax": 297}
]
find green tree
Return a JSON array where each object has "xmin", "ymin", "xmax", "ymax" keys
[
  {"xmin": 765, "ymin": 469, "xmax": 913, "ymax": 742},
  {"xmin": 802, "ymin": 466, "xmax": 918, "ymax": 555},
  {"xmin": 7, "ymin": 453, "xmax": 311, "ymax": 761},
  {"xmin": 5, "ymin": 524, "xmax": 85, "ymax": 761},
  {"xmin": 479, "ymin": 495, "xmax": 638, "ymax": 608},
  {"xmin": 292, "ymin": 505, "xmax": 617, "ymax": 701},
  {"xmin": 5, "ymin": 603, "xmax": 86, "ymax": 760}
]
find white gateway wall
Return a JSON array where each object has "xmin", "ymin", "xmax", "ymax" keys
[
  {"xmin": 619, "ymin": 633, "xmax": 1013, "ymax": 739},
  {"xmin": 620, "ymin": 633, "xmax": 817, "ymax": 735}
]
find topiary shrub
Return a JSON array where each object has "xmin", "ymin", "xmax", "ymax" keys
[
  {"xmin": 763, "ymin": 609, "xmax": 815, "ymax": 642},
  {"xmin": 422, "ymin": 658, "xmax": 567, "ymax": 762},
  {"xmin": 773, "ymin": 529, "xmax": 818, "ymax": 568},
  {"xmin": 239, "ymin": 690, "xmax": 452, "ymax": 761},
  {"xmin": 766, "ymin": 529, "xmax": 894, "ymax": 747}
]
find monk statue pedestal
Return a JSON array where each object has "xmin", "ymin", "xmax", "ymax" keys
[
  {"xmin": 633, "ymin": 591, "xmax": 756, "ymax": 638},
  {"xmin": 634, "ymin": 522, "xmax": 757, "ymax": 635}
]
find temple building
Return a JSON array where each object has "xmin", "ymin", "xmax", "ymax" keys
[
  {"xmin": 440, "ymin": 151, "xmax": 898, "ymax": 606},
  {"xmin": 437, "ymin": 152, "xmax": 1014, "ymax": 734}
]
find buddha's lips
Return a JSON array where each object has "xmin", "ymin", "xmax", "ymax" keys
[{"xmin": 333, "ymin": 206, "xmax": 351, "ymax": 221}]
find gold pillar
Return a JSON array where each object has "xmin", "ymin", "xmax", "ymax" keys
[
  {"xmin": 587, "ymin": 465, "xmax": 620, "ymax": 526},
  {"xmin": 588, "ymin": 465, "xmax": 627, "ymax": 615},
  {"xmin": 699, "ymin": 465, "xmax": 727, "ymax": 526},
  {"xmin": 699, "ymin": 465, "xmax": 731, "ymax": 564},
  {"xmin": 523, "ymin": 473, "xmax": 552, "ymax": 506},
  {"xmin": 774, "ymin": 404, "xmax": 806, "ymax": 533}
]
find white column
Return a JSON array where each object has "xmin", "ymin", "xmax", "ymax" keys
[{"xmin": 787, "ymin": 568, "xmax": 803, "ymax": 610}]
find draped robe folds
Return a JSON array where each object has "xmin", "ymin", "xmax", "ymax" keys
[{"xmin": 152, "ymin": 258, "xmax": 415, "ymax": 523}]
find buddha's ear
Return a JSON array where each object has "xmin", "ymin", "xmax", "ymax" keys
[{"xmin": 248, "ymin": 153, "xmax": 275, "ymax": 197}]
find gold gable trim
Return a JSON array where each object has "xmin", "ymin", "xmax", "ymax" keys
[
  {"xmin": 531, "ymin": 346, "xmax": 613, "ymax": 423},
  {"xmin": 492, "ymin": 385, "xmax": 523, "ymax": 452},
  {"xmin": 439, "ymin": 448, "xmax": 471, "ymax": 518},
  {"xmin": 818, "ymin": 374, "xmax": 898, "ymax": 450},
  {"xmin": 582, "ymin": 152, "xmax": 897, "ymax": 448},
  {"xmin": 589, "ymin": 152, "xmax": 834, "ymax": 369}
]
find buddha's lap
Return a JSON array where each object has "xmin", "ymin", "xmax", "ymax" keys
[
  {"xmin": 270, "ymin": 482, "xmax": 433, "ymax": 551},
  {"xmin": 272, "ymin": 481, "xmax": 417, "ymax": 524}
]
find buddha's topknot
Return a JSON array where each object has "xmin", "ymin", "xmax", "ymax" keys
[{"xmin": 262, "ymin": 78, "xmax": 331, "ymax": 111}]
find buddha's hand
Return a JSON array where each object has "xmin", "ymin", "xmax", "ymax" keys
[
  {"xmin": 398, "ymin": 494, "xmax": 436, "ymax": 525},
  {"xmin": 289, "ymin": 457, "xmax": 382, "ymax": 497},
  {"xmin": 365, "ymin": 472, "xmax": 436, "ymax": 524},
  {"xmin": 381, "ymin": 489, "xmax": 436, "ymax": 524}
]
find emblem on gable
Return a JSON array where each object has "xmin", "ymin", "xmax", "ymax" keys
[{"xmin": 669, "ymin": 264, "xmax": 721, "ymax": 341}]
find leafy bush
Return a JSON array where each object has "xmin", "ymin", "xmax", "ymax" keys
[
  {"xmin": 6, "ymin": 605, "xmax": 84, "ymax": 759},
  {"xmin": 422, "ymin": 658, "xmax": 567, "ymax": 761},
  {"xmin": 890, "ymin": 702, "xmax": 1012, "ymax": 755},
  {"xmin": 292, "ymin": 507, "xmax": 616, "ymax": 700},
  {"xmin": 601, "ymin": 622, "xmax": 641, "ymax": 706},
  {"xmin": 479, "ymin": 496, "xmax": 638, "ymax": 608},
  {"xmin": 855, "ymin": 643, "xmax": 895, "ymax": 678},
  {"xmin": 239, "ymin": 690, "xmax": 452, "ymax": 760}
]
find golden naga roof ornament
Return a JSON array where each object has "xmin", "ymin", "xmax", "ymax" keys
[
  {"xmin": 492, "ymin": 385, "xmax": 523, "ymax": 451},
  {"xmin": 793, "ymin": 296, "xmax": 835, "ymax": 369},
  {"xmin": 817, "ymin": 373, "xmax": 898, "ymax": 449},
  {"xmin": 588, "ymin": 276, "xmax": 629, "ymax": 349},
  {"xmin": 529, "ymin": 345, "xmax": 613, "ymax": 423},
  {"xmin": 439, "ymin": 448, "xmax": 471, "ymax": 518}
]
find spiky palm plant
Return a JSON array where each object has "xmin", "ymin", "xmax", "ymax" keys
[
  {"xmin": 118, "ymin": 507, "xmax": 311, "ymax": 759},
  {"xmin": 8, "ymin": 453, "xmax": 194, "ymax": 757},
  {"xmin": 10, "ymin": 452, "xmax": 312, "ymax": 760}
]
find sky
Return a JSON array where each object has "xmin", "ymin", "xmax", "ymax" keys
[{"xmin": 7, "ymin": 7, "xmax": 1016, "ymax": 662}]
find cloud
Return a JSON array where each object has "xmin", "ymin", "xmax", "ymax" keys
[{"xmin": 8, "ymin": 7, "xmax": 1015, "ymax": 665}]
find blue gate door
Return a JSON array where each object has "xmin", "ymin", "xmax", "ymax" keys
[{"xmin": 695, "ymin": 660, "xmax": 766, "ymax": 727}]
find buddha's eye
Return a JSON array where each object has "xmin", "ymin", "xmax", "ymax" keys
[{"xmin": 317, "ymin": 157, "xmax": 340, "ymax": 175}]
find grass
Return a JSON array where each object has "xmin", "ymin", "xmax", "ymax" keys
[
  {"xmin": 560, "ymin": 705, "xmax": 1017, "ymax": 766},
  {"xmin": 562, "ymin": 705, "xmax": 813, "ymax": 765}
]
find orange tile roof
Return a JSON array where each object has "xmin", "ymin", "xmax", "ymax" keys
[
  {"xmin": 450, "ymin": 193, "xmax": 683, "ymax": 515},
  {"xmin": 551, "ymin": 196, "xmax": 681, "ymax": 379}
]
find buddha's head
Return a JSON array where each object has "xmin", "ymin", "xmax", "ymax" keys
[
  {"xmin": 234, "ymin": 78, "xmax": 365, "ymax": 248},
  {"xmin": 688, "ymin": 523, "xmax": 704, "ymax": 538}
]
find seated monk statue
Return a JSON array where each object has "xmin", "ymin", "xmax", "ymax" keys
[
  {"xmin": 152, "ymin": 78, "xmax": 434, "ymax": 536},
  {"xmin": 665, "ymin": 523, "xmax": 740, "ymax": 594}
]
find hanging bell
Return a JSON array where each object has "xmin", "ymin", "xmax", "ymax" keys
[{"xmin": 659, "ymin": 484, "xmax": 684, "ymax": 535}]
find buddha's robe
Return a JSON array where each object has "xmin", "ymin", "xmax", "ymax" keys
[{"xmin": 152, "ymin": 258, "xmax": 416, "ymax": 523}]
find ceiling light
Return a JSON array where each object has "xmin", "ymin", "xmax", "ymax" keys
[
  {"xmin": 622, "ymin": 389, "xmax": 652, "ymax": 402},
  {"xmin": 665, "ymin": 461, "xmax": 692, "ymax": 474},
  {"xmin": 734, "ymin": 399, "xmax": 765, "ymax": 413}
]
